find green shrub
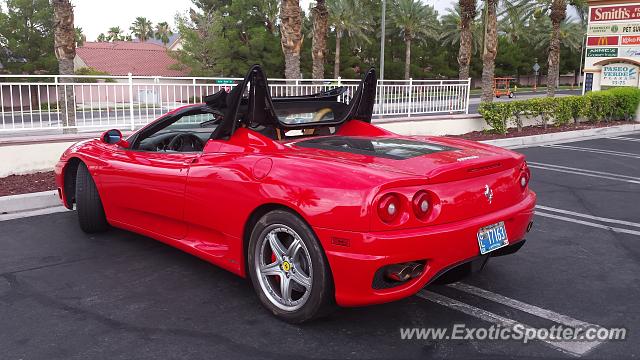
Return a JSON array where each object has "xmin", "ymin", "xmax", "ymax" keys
[
  {"xmin": 479, "ymin": 102, "xmax": 510, "ymax": 134},
  {"xmin": 479, "ymin": 87, "xmax": 640, "ymax": 133}
]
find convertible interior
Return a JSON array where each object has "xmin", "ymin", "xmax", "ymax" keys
[{"xmin": 130, "ymin": 65, "xmax": 376, "ymax": 153}]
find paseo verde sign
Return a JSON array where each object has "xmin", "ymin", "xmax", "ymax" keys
[{"xmin": 601, "ymin": 63, "xmax": 639, "ymax": 87}]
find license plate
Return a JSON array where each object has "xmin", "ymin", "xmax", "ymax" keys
[{"xmin": 477, "ymin": 221, "xmax": 509, "ymax": 255}]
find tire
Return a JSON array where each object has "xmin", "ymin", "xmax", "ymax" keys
[
  {"xmin": 75, "ymin": 162, "xmax": 108, "ymax": 233},
  {"xmin": 247, "ymin": 210, "xmax": 334, "ymax": 323}
]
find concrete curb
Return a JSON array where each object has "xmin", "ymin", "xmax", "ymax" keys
[
  {"xmin": 481, "ymin": 123, "xmax": 640, "ymax": 149},
  {"xmin": 0, "ymin": 190, "xmax": 61, "ymax": 215}
]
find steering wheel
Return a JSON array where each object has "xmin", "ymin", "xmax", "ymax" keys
[
  {"xmin": 166, "ymin": 133, "xmax": 205, "ymax": 152},
  {"xmin": 312, "ymin": 107, "xmax": 334, "ymax": 122}
]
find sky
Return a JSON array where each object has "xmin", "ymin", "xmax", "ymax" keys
[{"xmin": 74, "ymin": 0, "xmax": 456, "ymax": 41}]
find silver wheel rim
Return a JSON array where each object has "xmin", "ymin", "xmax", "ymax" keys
[{"xmin": 255, "ymin": 224, "xmax": 313, "ymax": 311}]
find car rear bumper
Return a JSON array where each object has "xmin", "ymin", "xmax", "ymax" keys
[{"xmin": 314, "ymin": 190, "xmax": 536, "ymax": 307}]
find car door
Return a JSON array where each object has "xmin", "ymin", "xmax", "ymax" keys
[
  {"xmin": 97, "ymin": 110, "xmax": 218, "ymax": 240},
  {"xmin": 98, "ymin": 148, "xmax": 197, "ymax": 240}
]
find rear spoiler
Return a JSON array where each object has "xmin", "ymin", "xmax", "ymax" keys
[{"xmin": 208, "ymin": 65, "xmax": 376, "ymax": 139}]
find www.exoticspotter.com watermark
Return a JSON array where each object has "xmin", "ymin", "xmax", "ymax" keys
[{"xmin": 400, "ymin": 324, "xmax": 627, "ymax": 343}]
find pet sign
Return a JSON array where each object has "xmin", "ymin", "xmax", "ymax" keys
[{"xmin": 601, "ymin": 62, "xmax": 640, "ymax": 86}]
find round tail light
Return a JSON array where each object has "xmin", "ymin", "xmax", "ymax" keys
[
  {"xmin": 412, "ymin": 191, "xmax": 431, "ymax": 219},
  {"xmin": 378, "ymin": 193, "xmax": 401, "ymax": 223}
]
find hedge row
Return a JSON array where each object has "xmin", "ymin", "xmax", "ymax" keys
[{"xmin": 478, "ymin": 87, "xmax": 640, "ymax": 134}]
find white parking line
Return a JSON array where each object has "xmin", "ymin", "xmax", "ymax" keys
[
  {"xmin": 535, "ymin": 212, "xmax": 640, "ymax": 236},
  {"xmin": 448, "ymin": 283, "xmax": 600, "ymax": 329},
  {"xmin": 608, "ymin": 136, "xmax": 640, "ymax": 143},
  {"xmin": 527, "ymin": 162, "xmax": 640, "ymax": 184},
  {"xmin": 417, "ymin": 290, "xmax": 604, "ymax": 357},
  {"xmin": 542, "ymin": 145, "xmax": 640, "ymax": 159},
  {"xmin": 536, "ymin": 205, "xmax": 640, "ymax": 229}
]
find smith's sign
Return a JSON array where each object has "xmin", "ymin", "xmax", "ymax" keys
[
  {"xmin": 587, "ymin": 36, "xmax": 619, "ymax": 46},
  {"xmin": 591, "ymin": 5, "xmax": 640, "ymax": 22}
]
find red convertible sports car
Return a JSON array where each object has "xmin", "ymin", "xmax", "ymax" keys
[{"xmin": 55, "ymin": 65, "xmax": 536, "ymax": 323}]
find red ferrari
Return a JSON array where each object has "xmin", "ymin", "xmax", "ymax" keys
[{"xmin": 55, "ymin": 65, "xmax": 536, "ymax": 323}]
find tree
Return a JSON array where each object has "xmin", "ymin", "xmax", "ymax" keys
[
  {"xmin": 512, "ymin": 0, "xmax": 586, "ymax": 96},
  {"xmin": 130, "ymin": 17, "xmax": 154, "ymax": 41},
  {"xmin": 456, "ymin": 0, "xmax": 478, "ymax": 80},
  {"xmin": 311, "ymin": 0, "xmax": 328, "ymax": 79},
  {"xmin": 75, "ymin": 27, "xmax": 86, "ymax": 46},
  {"xmin": 389, "ymin": 0, "xmax": 438, "ymax": 79},
  {"xmin": 327, "ymin": 0, "xmax": 372, "ymax": 78},
  {"xmin": 155, "ymin": 21, "xmax": 174, "ymax": 46},
  {"xmin": 107, "ymin": 26, "xmax": 124, "ymax": 42},
  {"xmin": 441, "ymin": 4, "xmax": 483, "ymax": 79},
  {"xmin": 52, "ymin": 0, "xmax": 76, "ymax": 132},
  {"xmin": 545, "ymin": 0, "xmax": 567, "ymax": 97},
  {"xmin": 174, "ymin": 0, "xmax": 283, "ymax": 77},
  {"xmin": 97, "ymin": 33, "xmax": 107, "ymax": 42},
  {"xmin": 480, "ymin": 0, "xmax": 498, "ymax": 102},
  {"xmin": 0, "ymin": 0, "xmax": 56, "ymax": 74},
  {"xmin": 280, "ymin": 0, "xmax": 303, "ymax": 79}
]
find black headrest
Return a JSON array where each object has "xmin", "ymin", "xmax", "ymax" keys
[{"xmin": 204, "ymin": 90, "xmax": 228, "ymax": 108}]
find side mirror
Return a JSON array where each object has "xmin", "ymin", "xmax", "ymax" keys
[{"xmin": 101, "ymin": 129, "xmax": 129, "ymax": 148}]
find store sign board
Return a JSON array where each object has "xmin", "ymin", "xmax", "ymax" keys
[
  {"xmin": 587, "ymin": 36, "xmax": 619, "ymax": 46},
  {"xmin": 601, "ymin": 63, "xmax": 639, "ymax": 86},
  {"xmin": 590, "ymin": 5, "xmax": 640, "ymax": 22},
  {"xmin": 622, "ymin": 35, "xmax": 640, "ymax": 45},
  {"xmin": 619, "ymin": 46, "xmax": 640, "ymax": 57},
  {"xmin": 587, "ymin": 48, "xmax": 619, "ymax": 57}
]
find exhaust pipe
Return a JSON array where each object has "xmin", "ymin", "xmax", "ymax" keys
[
  {"xmin": 526, "ymin": 221, "xmax": 534, "ymax": 233},
  {"xmin": 385, "ymin": 262, "xmax": 424, "ymax": 282}
]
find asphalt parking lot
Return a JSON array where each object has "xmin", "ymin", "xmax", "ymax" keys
[{"xmin": 1, "ymin": 132, "xmax": 639, "ymax": 359}]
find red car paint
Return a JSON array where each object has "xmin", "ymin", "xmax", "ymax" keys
[{"xmin": 55, "ymin": 117, "xmax": 536, "ymax": 307}]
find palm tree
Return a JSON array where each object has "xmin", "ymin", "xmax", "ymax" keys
[
  {"xmin": 280, "ymin": 0, "xmax": 303, "ymax": 79},
  {"xmin": 390, "ymin": 0, "xmax": 438, "ymax": 80},
  {"xmin": 480, "ymin": 0, "xmax": 499, "ymax": 102},
  {"xmin": 459, "ymin": 0, "xmax": 477, "ymax": 80},
  {"xmin": 327, "ymin": 0, "xmax": 372, "ymax": 78},
  {"xmin": 546, "ymin": 0, "xmax": 567, "ymax": 97},
  {"xmin": 532, "ymin": 18, "xmax": 583, "ymax": 54},
  {"xmin": 130, "ymin": 17, "xmax": 154, "ymax": 42},
  {"xmin": 52, "ymin": 0, "xmax": 76, "ymax": 132},
  {"xmin": 311, "ymin": 0, "xmax": 328, "ymax": 79},
  {"xmin": 107, "ymin": 26, "xmax": 123, "ymax": 42},
  {"xmin": 75, "ymin": 27, "xmax": 86, "ymax": 46},
  {"xmin": 441, "ymin": 2, "xmax": 480, "ymax": 80},
  {"xmin": 155, "ymin": 21, "xmax": 174, "ymax": 46},
  {"xmin": 440, "ymin": 5, "xmax": 482, "ymax": 51},
  {"xmin": 500, "ymin": 2, "xmax": 531, "ymax": 44},
  {"xmin": 511, "ymin": 0, "xmax": 585, "ymax": 96}
]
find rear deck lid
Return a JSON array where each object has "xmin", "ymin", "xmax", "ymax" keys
[{"xmin": 292, "ymin": 136, "xmax": 522, "ymax": 182}]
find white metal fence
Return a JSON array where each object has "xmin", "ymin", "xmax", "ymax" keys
[{"xmin": 0, "ymin": 74, "xmax": 471, "ymax": 133}]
